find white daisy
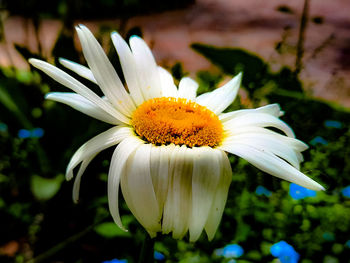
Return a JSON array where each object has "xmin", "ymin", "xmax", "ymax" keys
[{"xmin": 29, "ymin": 25, "xmax": 324, "ymax": 242}]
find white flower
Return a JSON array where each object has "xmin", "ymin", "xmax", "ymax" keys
[{"xmin": 29, "ymin": 25, "xmax": 324, "ymax": 242}]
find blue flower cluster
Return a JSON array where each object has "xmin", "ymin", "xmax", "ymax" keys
[
  {"xmin": 154, "ymin": 251, "xmax": 165, "ymax": 261},
  {"xmin": 341, "ymin": 185, "xmax": 350, "ymax": 198},
  {"xmin": 324, "ymin": 120, "xmax": 342, "ymax": 129},
  {"xmin": 215, "ymin": 244, "xmax": 244, "ymax": 258},
  {"xmin": 270, "ymin": 241, "xmax": 300, "ymax": 263},
  {"xmin": 18, "ymin": 128, "xmax": 44, "ymax": 139},
  {"xmin": 255, "ymin": 185, "xmax": 272, "ymax": 197},
  {"xmin": 289, "ymin": 183, "xmax": 316, "ymax": 200},
  {"xmin": 102, "ymin": 259, "xmax": 127, "ymax": 263}
]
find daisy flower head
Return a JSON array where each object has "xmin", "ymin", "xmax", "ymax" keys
[{"xmin": 29, "ymin": 25, "xmax": 324, "ymax": 242}]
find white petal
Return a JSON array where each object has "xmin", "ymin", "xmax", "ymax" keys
[
  {"xmin": 29, "ymin": 58, "xmax": 130, "ymax": 124},
  {"xmin": 223, "ymin": 133, "xmax": 302, "ymax": 169},
  {"xmin": 108, "ymin": 136, "xmax": 144, "ymax": 231},
  {"xmin": 219, "ymin": 143, "xmax": 325, "ymax": 191},
  {"xmin": 59, "ymin": 58, "xmax": 97, "ymax": 84},
  {"xmin": 205, "ymin": 150, "xmax": 232, "ymax": 240},
  {"xmin": 189, "ymin": 147, "xmax": 221, "ymax": 242},
  {"xmin": 121, "ymin": 144, "xmax": 161, "ymax": 234},
  {"xmin": 66, "ymin": 126, "xmax": 133, "ymax": 180},
  {"xmin": 178, "ymin": 77, "xmax": 198, "ymax": 100},
  {"xmin": 72, "ymin": 154, "xmax": 96, "ymax": 203},
  {"xmin": 222, "ymin": 112, "xmax": 295, "ymax": 138},
  {"xmin": 150, "ymin": 145, "xmax": 171, "ymax": 216},
  {"xmin": 111, "ymin": 32, "xmax": 145, "ymax": 106},
  {"xmin": 129, "ymin": 35, "xmax": 163, "ymax": 99},
  {"xmin": 162, "ymin": 145, "xmax": 180, "ymax": 235},
  {"xmin": 171, "ymin": 145, "xmax": 193, "ymax": 239},
  {"xmin": 196, "ymin": 73, "xmax": 242, "ymax": 114},
  {"xmin": 76, "ymin": 25, "xmax": 136, "ymax": 116},
  {"xmin": 158, "ymin": 66, "xmax": 178, "ymax": 97},
  {"xmin": 46, "ymin": 92, "xmax": 120, "ymax": 125},
  {"xmin": 219, "ymin": 103, "xmax": 282, "ymax": 122}
]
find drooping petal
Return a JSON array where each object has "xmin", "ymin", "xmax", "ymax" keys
[
  {"xmin": 110, "ymin": 32, "xmax": 145, "ymax": 106},
  {"xmin": 121, "ymin": 144, "xmax": 161, "ymax": 235},
  {"xmin": 158, "ymin": 66, "xmax": 178, "ymax": 97},
  {"xmin": 205, "ymin": 150, "xmax": 232, "ymax": 240},
  {"xmin": 150, "ymin": 144, "xmax": 172, "ymax": 216},
  {"xmin": 222, "ymin": 112, "xmax": 295, "ymax": 138},
  {"xmin": 59, "ymin": 58, "xmax": 97, "ymax": 84},
  {"xmin": 171, "ymin": 145, "xmax": 193, "ymax": 239},
  {"xmin": 129, "ymin": 35, "xmax": 163, "ymax": 100},
  {"xmin": 223, "ymin": 133, "xmax": 303, "ymax": 169},
  {"xmin": 178, "ymin": 77, "xmax": 198, "ymax": 101},
  {"xmin": 46, "ymin": 92, "xmax": 120, "ymax": 125},
  {"xmin": 219, "ymin": 103, "xmax": 282, "ymax": 122},
  {"xmin": 65, "ymin": 126, "xmax": 133, "ymax": 180},
  {"xmin": 196, "ymin": 73, "xmax": 242, "ymax": 114},
  {"xmin": 28, "ymin": 58, "xmax": 130, "ymax": 124},
  {"xmin": 108, "ymin": 136, "xmax": 144, "ymax": 231},
  {"xmin": 219, "ymin": 142, "xmax": 325, "ymax": 191},
  {"xmin": 76, "ymin": 25, "xmax": 136, "ymax": 116},
  {"xmin": 189, "ymin": 147, "xmax": 221, "ymax": 242}
]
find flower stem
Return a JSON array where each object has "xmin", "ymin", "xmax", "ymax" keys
[{"xmin": 137, "ymin": 234, "xmax": 155, "ymax": 263}]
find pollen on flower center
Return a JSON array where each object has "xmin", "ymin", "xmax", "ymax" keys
[{"xmin": 131, "ymin": 97, "xmax": 223, "ymax": 147}]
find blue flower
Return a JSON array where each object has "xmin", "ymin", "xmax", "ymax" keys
[
  {"xmin": 341, "ymin": 186, "xmax": 350, "ymax": 198},
  {"xmin": 255, "ymin": 185, "xmax": 272, "ymax": 197},
  {"xmin": 270, "ymin": 241, "xmax": 300, "ymax": 263},
  {"xmin": 102, "ymin": 259, "xmax": 127, "ymax": 263},
  {"xmin": 222, "ymin": 244, "xmax": 244, "ymax": 258},
  {"xmin": 324, "ymin": 120, "xmax": 342, "ymax": 129},
  {"xmin": 309, "ymin": 136, "xmax": 328, "ymax": 146},
  {"xmin": 154, "ymin": 251, "xmax": 165, "ymax": 261},
  {"xmin": 18, "ymin": 128, "xmax": 44, "ymax": 139},
  {"xmin": 289, "ymin": 183, "xmax": 316, "ymax": 200},
  {"xmin": 345, "ymin": 240, "xmax": 350, "ymax": 248}
]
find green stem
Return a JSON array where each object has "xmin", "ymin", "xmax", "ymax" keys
[
  {"xmin": 137, "ymin": 234, "xmax": 155, "ymax": 263},
  {"xmin": 295, "ymin": 0, "xmax": 309, "ymax": 75}
]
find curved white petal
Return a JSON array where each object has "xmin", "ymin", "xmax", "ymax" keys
[
  {"xmin": 219, "ymin": 143, "xmax": 325, "ymax": 191},
  {"xmin": 72, "ymin": 154, "xmax": 96, "ymax": 203},
  {"xmin": 219, "ymin": 103, "xmax": 282, "ymax": 122},
  {"xmin": 129, "ymin": 35, "xmax": 163, "ymax": 100},
  {"xmin": 111, "ymin": 32, "xmax": 145, "ymax": 106},
  {"xmin": 189, "ymin": 147, "xmax": 221, "ymax": 242},
  {"xmin": 205, "ymin": 150, "xmax": 232, "ymax": 241},
  {"xmin": 196, "ymin": 73, "xmax": 242, "ymax": 114},
  {"xmin": 29, "ymin": 58, "xmax": 130, "ymax": 124},
  {"xmin": 158, "ymin": 66, "xmax": 178, "ymax": 98},
  {"xmin": 66, "ymin": 126, "xmax": 133, "ymax": 180},
  {"xmin": 222, "ymin": 112, "xmax": 295, "ymax": 138},
  {"xmin": 108, "ymin": 136, "xmax": 144, "ymax": 231},
  {"xmin": 223, "ymin": 133, "xmax": 302, "ymax": 169},
  {"xmin": 121, "ymin": 143, "xmax": 161, "ymax": 235},
  {"xmin": 46, "ymin": 92, "xmax": 120, "ymax": 125},
  {"xmin": 178, "ymin": 77, "xmax": 198, "ymax": 101},
  {"xmin": 59, "ymin": 58, "xmax": 97, "ymax": 84},
  {"xmin": 171, "ymin": 145, "xmax": 193, "ymax": 239},
  {"xmin": 76, "ymin": 25, "xmax": 136, "ymax": 116}
]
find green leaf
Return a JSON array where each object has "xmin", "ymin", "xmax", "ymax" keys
[
  {"xmin": 94, "ymin": 222, "xmax": 131, "ymax": 238},
  {"xmin": 30, "ymin": 174, "xmax": 64, "ymax": 201}
]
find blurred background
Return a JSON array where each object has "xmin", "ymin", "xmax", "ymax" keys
[{"xmin": 0, "ymin": 0, "xmax": 350, "ymax": 262}]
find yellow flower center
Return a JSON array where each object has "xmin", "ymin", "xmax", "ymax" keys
[{"xmin": 131, "ymin": 97, "xmax": 223, "ymax": 147}]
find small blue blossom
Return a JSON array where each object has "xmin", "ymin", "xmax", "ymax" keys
[
  {"xmin": 270, "ymin": 241, "xmax": 300, "ymax": 263},
  {"xmin": 154, "ymin": 251, "xmax": 165, "ymax": 261},
  {"xmin": 289, "ymin": 183, "xmax": 316, "ymax": 200},
  {"xmin": 309, "ymin": 136, "xmax": 328, "ymax": 146},
  {"xmin": 324, "ymin": 120, "xmax": 342, "ymax": 129},
  {"xmin": 341, "ymin": 185, "xmax": 350, "ymax": 198},
  {"xmin": 255, "ymin": 185, "xmax": 272, "ymax": 197},
  {"xmin": 222, "ymin": 244, "xmax": 244, "ymax": 258},
  {"xmin": 18, "ymin": 128, "xmax": 44, "ymax": 139},
  {"xmin": 102, "ymin": 259, "xmax": 127, "ymax": 263},
  {"xmin": 0, "ymin": 123, "xmax": 8, "ymax": 132}
]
